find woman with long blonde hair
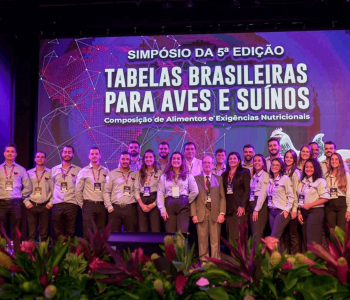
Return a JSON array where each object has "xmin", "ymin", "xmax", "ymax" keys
[{"xmin": 325, "ymin": 153, "xmax": 350, "ymax": 231}]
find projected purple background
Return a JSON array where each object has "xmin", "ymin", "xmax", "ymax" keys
[
  {"xmin": 0, "ymin": 37, "xmax": 12, "ymax": 151},
  {"xmin": 37, "ymin": 31, "xmax": 350, "ymax": 169}
]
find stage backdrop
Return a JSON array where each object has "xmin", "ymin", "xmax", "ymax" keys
[
  {"xmin": 0, "ymin": 36, "xmax": 13, "ymax": 151},
  {"xmin": 37, "ymin": 31, "xmax": 350, "ymax": 169}
]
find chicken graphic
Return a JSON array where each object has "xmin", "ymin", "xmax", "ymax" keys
[{"xmin": 269, "ymin": 128, "xmax": 350, "ymax": 168}]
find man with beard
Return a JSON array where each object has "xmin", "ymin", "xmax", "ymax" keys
[
  {"xmin": 320, "ymin": 141, "xmax": 350, "ymax": 177},
  {"xmin": 242, "ymin": 144, "xmax": 255, "ymax": 178},
  {"xmin": 184, "ymin": 142, "xmax": 202, "ymax": 177},
  {"xmin": 26, "ymin": 151, "xmax": 52, "ymax": 241},
  {"xmin": 103, "ymin": 151, "xmax": 137, "ymax": 232},
  {"xmin": 309, "ymin": 142, "xmax": 320, "ymax": 160},
  {"xmin": 213, "ymin": 149, "xmax": 226, "ymax": 176},
  {"xmin": 128, "ymin": 141, "xmax": 142, "ymax": 172},
  {"xmin": 51, "ymin": 145, "xmax": 81, "ymax": 240},
  {"xmin": 266, "ymin": 138, "xmax": 284, "ymax": 172},
  {"xmin": 0, "ymin": 144, "xmax": 32, "ymax": 239},
  {"xmin": 158, "ymin": 142, "xmax": 170, "ymax": 170},
  {"xmin": 75, "ymin": 147, "xmax": 109, "ymax": 239}
]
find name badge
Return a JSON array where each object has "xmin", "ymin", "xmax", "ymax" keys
[
  {"xmin": 268, "ymin": 195, "xmax": 273, "ymax": 206},
  {"xmin": 207, "ymin": 192, "xmax": 211, "ymax": 203},
  {"xmin": 143, "ymin": 186, "xmax": 151, "ymax": 197},
  {"xmin": 60, "ymin": 182, "xmax": 68, "ymax": 192},
  {"xmin": 227, "ymin": 184, "xmax": 233, "ymax": 194},
  {"xmin": 172, "ymin": 186, "xmax": 180, "ymax": 198},
  {"xmin": 123, "ymin": 186, "xmax": 131, "ymax": 196},
  {"xmin": 5, "ymin": 180, "xmax": 13, "ymax": 191},
  {"xmin": 330, "ymin": 188, "xmax": 337, "ymax": 198},
  {"xmin": 249, "ymin": 191, "xmax": 255, "ymax": 201},
  {"xmin": 94, "ymin": 183, "xmax": 101, "ymax": 192},
  {"xmin": 298, "ymin": 194, "xmax": 305, "ymax": 206},
  {"xmin": 34, "ymin": 187, "xmax": 42, "ymax": 196}
]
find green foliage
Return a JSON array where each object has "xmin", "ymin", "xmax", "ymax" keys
[{"xmin": 1, "ymin": 223, "xmax": 350, "ymax": 299}]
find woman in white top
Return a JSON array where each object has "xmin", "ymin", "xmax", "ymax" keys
[
  {"xmin": 157, "ymin": 151, "xmax": 199, "ymax": 233},
  {"xmin": 297, "ymin": 158, "xmax": 330, "ymax": 250},
  {"xmin": 249, "ymin": 154, "xmax": 269, "ymax": 246},
  {"xmin": 267, "ymin": 158, "xmax": 295, "ymax": 249},
  {"xmin": 284, "ymin": 149, "xmax": 302, "ymax": 254},
  {"xmin": 324, "ymin": 153, "xmax": 350, "ymax": 231},
  {"xmin": 135, "ymin": 149, "xmax": 162, "ymax": 232}
]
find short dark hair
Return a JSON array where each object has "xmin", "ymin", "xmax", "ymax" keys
[
  {"xmin": 308, "ymin": 142, "xmax": 319, "ymax": 147},
  {"xmin": 62, "ymin": 145, "xmax": 74, "ymax": 153},
  {"xmin": 325, "ymin": 141, "xmax": 336, "ymax": 149},
  {"xmin": 120, "ymin": 151, "xmax": 130, "ymax": 156},
  {"xmin": 269, "ymin": 158, "xmax": 285, "ymax": 178},
  {"xmin": 184, "ymin": 142, "xmax": 196, "ymax": 150},
  {"xmin": 268, "ymin": 138, "xmax": 280, "ymax": 145},
  {"xmin": 302, "ymin": 158, "xmax": 323, "ymax": 181},
  {"xmin": 158, "ymin": 141, "xmax": 169, "ymax": 148},
  {"xmin": 35, "ymin": 151, "xmax": 47, "ymax": 158},
  {"xmin": 90, "ymin": 146, "xmax": 100, "ymax": 152},
  {"xmin": 5, "ymin": 143, "xmax": 17, "ymax": 152},
  {"xmin": 215, "ymin": 148, "xmax": 226, "ymax": 155},
  {"xmin": 128, "ymin": 141, "xmax": 140, "ymax": 147},
  {"xmin": 243, "ymin": 144, "xmax": 255, "ymax": 150}
]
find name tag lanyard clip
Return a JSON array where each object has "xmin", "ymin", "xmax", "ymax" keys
[
  {"xmin": 35, "ymin": 169, "xmax": 45, "ymax": 187},
  {"xmin": 4, "ymin": 165, "xmax": 15, "ymax": 181},
  {"xmin": 121, "ymin": 171, "xmax": 131, "ymax": 195},
  {"xmin": 91, "ymin": 167, "xmax": 101, "ymax": 183},
  {"xmin": 144, "ymin": 171, "xmax": 154, "ymax": 195},
  {"xmin": 268, "ymin": 176, "xmax": 280, "ymax": 198},
  {"xmin": 61, "ymin": 166, "xmax": 72, "ymax": 181},
  {"xmin": 330, "ymin": 177, "xmax": 338, "ymax": 188}
]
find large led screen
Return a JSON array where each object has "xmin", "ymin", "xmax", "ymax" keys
[{"xmin": 37, "ymin": 31, "xmax": 350, "ymax": 169}]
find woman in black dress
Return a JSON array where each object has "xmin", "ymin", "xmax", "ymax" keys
[{"xmin": 222, "ymin": 152, "xmax": 250, "ymax": 241}]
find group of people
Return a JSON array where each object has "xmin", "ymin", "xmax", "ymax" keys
[{"xmin": 1, "ymin": 138, "xmax": 349, "ymax": 263}]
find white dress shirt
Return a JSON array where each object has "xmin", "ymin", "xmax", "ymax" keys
[
  {"xmin": 26, "ymin": 167, "xmax": 52, "ymax": 207},
  {"xmin": 185, "ymin": 157, "xmax": 203, "ymax": 177},
  {"xmin": 103, "ymin": 168, "xmax": 138, "ymax": 211},
  {"xmin": 325, "ymin": 172, "xmax": 350, "ymax": 212},
  {"xmin": 75, "ymin": 164, "xmax": 109, "ymax": 207},
  {"xmin": 267, "ymin": 174, "xmax": 295, "ymax": 212},
  {"xmin": 285, "ymin": 168, "xmax": 302, "ymax": 213},
  {"xmin": 157, "ymin": 173, "xmax": 199, "ymax": 214},
  {"xmin": 51, "ymin": 164, "xmax": 81, "ymax": 205},
  {"xmin": 297, "ymin": 177, "xmax": 330, "ymax": 208},
  {"xmin": 250, "ymin": 170, "xmax": 269, "ymax": 212},
  {"xmin": 0, "ymin": 162, "xmax": 32, "ymax": 200}
]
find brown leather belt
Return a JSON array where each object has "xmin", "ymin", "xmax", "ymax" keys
[{"xmin": 29, "ymin": 200, "xmax": 49, "ymax": 207}]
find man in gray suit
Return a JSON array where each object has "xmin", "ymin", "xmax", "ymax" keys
[{"xmin": 191, "ymin": 155, "xmax": 226, "ymax": 264}]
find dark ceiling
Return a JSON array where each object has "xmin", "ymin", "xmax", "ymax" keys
[{"xmin": 1, "ymin": 0, "xmax": 350, "ymax": 38}]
